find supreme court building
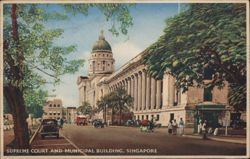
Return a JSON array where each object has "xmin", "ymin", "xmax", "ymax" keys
[{"xmin": 77, "ymin": 31, "xmax": 233, "ymax": 128}]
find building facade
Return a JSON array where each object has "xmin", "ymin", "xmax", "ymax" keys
[
  {"xmin": 43, "ymin": 99, "xmax": 77, "ymax": 123},
  {"xmin": 77, "ymin": 31, "xmax": 232, "ymax": 128}
]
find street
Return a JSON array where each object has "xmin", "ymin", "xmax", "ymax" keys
[{"xmin": 59, "ymin": 124, "xmax": 246, "ymax": 156}]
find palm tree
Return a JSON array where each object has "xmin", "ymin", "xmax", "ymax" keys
[
  {"xmin": 96, "ymin": 94, "xmax": 113, "ymax": 123},
  {"xmin": 112, "ymin": 87, "xmax": 133, "ymax": 125}
]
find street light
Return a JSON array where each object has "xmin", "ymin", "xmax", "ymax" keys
[{"xmin": 105, "ymin": 104, "xmax": 108, "ymax": 124}]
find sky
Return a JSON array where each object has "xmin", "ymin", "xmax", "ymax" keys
[{"xmin": 44, "ymin": 3, "xmax": 179, "ymax": 107}]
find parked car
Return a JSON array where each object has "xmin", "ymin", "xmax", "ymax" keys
[
  {"xmin": 93, "ymin": 119, "xmax": 105, "ymax": 128},
  {"xmin": 40, "ymin": 119, "xmax": 59, "ymax": 139},
  {"xmin": 125, "ymin": 119, "xmax": 135, "ymax": 127}
]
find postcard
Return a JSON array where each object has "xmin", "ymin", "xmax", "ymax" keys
[{"xmin": 1, "ymin": 0, "xmax": 249, "ymax": 158}]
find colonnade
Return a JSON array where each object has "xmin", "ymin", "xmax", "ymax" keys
[{"xmin": 109, "ymin": 69, "xmax": 163, "ymax": 112}]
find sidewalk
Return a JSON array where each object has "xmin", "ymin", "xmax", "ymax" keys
[
  {"xmin": 3, "ymin": 130, "xmax": 15, "ymax": 151},
  {"xmin": 182, "ymin": 128, "xmax": 246, "ymax": 145}
]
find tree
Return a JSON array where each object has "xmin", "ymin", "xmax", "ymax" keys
[
  {"xmin": 143, "ymin": 4, "xmax": 246, "ymax": 111},
  {"xmin": 112, "ymin": 87, "xmax": 133, "ymax": 125},
  {"xmin": 3, "ymin": 4, "xmax": 134, "ymax": 149},
  {"xmin": 77, "ymin": 101, "xmax": 93, "ymax": 116},
  {"xmin": 97, "ymin": 93, "xmax": 114, "ymax": 123},
  {"xmin": 25, "ymin": 89, "xmax": 47, "ymax": 118}
]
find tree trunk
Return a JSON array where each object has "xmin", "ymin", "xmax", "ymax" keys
[{"xmin": 4, "ymin": 85, "xmax": 30, "ymax": 149}]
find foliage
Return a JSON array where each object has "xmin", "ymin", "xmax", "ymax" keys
[
  {"xmin": 3, "ymin": 3, "xmax": 134, "ymax": 148},
  {"xmin": 143, "ymin": 4, "xmax": 246, "ymax": 111},
  {"xmin": 77, "ymin": 101, "xmax": 93, "ymax": 115},
  {"xmin": 97, "ymin": 92, "xmax": 114, "ymax": 112},
  {"xmin": 111, "ymin": 87, "xmax": 133, "ymax": 113},
  {"xmin": 24, "ymin": 89, "xmax": 47, "ymax": 118},
  {"xmin": 64, "ymin": 4, "xmax": 134, "ymax": 36},
  {"xmin": 3, "ymin": 3, "xmax": 134, "ymax": 115},
  {"xmin": 3, "ymin": 96, "xmax": 11, "ymax": 114}
]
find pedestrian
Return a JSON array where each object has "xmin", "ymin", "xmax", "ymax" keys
[
  {"xmin": 60, "ymin": 118, "xmax": 64, "ymax": 129},
  {"xmin": 178, "ymin": 118, "xmax": 185, "ymax": 136},
  {"xmin": 149, "ymin": 118, "xmax": 154, "ymax": 132},
  {"xmin": 172, "ymin": 119, "xmax": 178, "ymax": 135},
  {"xmin": 167, "ymin": 120, "xmax": 173, "ymax": 135},
  {"xmin": 202, "ymin": 120, "xmax": 207, "ymax": 139},
  {"xmin": 198, "ymin": 119, "xmax": 202, "ymax": 134}
]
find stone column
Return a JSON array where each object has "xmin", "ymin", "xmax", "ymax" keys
[
  {"xmin": 169, "ymin": 76, "xmax": 175, "ymax": 106},
  {"xmin": 151, "ymin": 77, "xmax": 156, "ymax": 109},
  {"xmin": 128, "ymin": 78, "xmax": 131, "ymax": 95},
  {"xmin": 156, "ymin": 80, "xmax": 162, "ymax": 109},
  {"xmin": 162, "ymin": 73, "xmax": 169, "ymax": 107},
  {"xmin": 142, "ymin": 71, "xmax": 146, "ymax": 110},
  {"xmin": 138, "ymin": 72, "xmax": 142, "ymax": 110},
  {"xmin": 134, "ymin": 74, "xmax": 138, "ymax": 111},
  {"xmin": 146, "ymin": 74, "xmax": 151, "ymax": 110},
  {"xmin": 131, "ymin": 76, "xmax": 134, "ymax": 97}
]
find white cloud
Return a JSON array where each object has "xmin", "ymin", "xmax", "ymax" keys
[{"xmin": 112, "ymin": 41, "xmax": 143, "ymax": 70}]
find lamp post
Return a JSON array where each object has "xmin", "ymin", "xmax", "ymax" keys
[{"xmin": 105, "ymin": 104, "xmax": 108, "ymax": 124}]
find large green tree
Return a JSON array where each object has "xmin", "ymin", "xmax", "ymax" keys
[
  {"xmin": 97, "ymin": 93, "xmax": 115, "ymax": 123},
  {"xmin": 143, "ymin": 3, "xmax": 246, "ymax": 111},
  {"xmin": 112, "ymin": 87, "xmax": 133, "ymax": 125},
  {"xmin": 3, "ymin": 4, "xmax": 133, "ymax": 149},
  {"xmin": 77, "ymin": 101, "xmax": 93, "ymax": 117}
]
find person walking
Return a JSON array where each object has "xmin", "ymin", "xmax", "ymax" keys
[
  {"xmin": 59, "ymin": 118, "xmax": 64, "ymax": 129},
  {"xmin": 167, "ymin": 120, "xmax": 173, "ymax": 135},
  {"xmin": 198, "ymin": 119, "xmax": 202, "ymax": 134},
  {"xmin": 202, "ymin": 120, "xmax": 207, "ymax": 139},
  {"xmin": 172, "ymin": 119, "xmax": 178, "ymax": 135},
  {"xmin": 178, "ymin": 118, "xmax": 185, "ymax": 136}
]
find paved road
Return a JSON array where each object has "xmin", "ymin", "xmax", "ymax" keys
[
  {"xmin": 61, "ymin": 124, "xmax": 246, "ymax": 156},
  {"xmin": 30, "ymin": 129, "xmax": 84, "ymax": 156}
]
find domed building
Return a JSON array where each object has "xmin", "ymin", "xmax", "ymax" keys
[
  {"xmin": 77, "ymin": 30, "xmax": 232, "ymax": 129},
  {"xmin": 88, "ymin": 31, "xmax": 115, "ymax": 76}
]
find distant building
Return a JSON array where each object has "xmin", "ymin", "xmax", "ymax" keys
[
  {"xmin": 43, "ymin": 99, "xmax": 77, "ymax": 123},
  {"xmin": 43, "ymin": 99, "xmax": 63, "ymax": 120}
]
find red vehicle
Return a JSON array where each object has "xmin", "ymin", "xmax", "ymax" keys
[{"xmin": 76, "ymin": 115, "xmax": 88, "ymax": 126}]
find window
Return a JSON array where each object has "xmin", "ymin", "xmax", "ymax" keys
[
  {"xmin": 156, "ymin": 114, "xmax": 160, "ymax": 121},
  {"xmin": 49, "ymin": 104, "xmax": 52, "ymax": 107},
  {"xmin": 204, "ymin": 87, "xmax": 212, "ymax": 101},
  {"xmin": 146, "ymin": 115, "xmax": 149, "ymax": 120},
  {"xmin": 44, "ymin": 113, "xmax": 47, "ymax": 115},
  {"xmin": 57, "ymin": 104, "xmax": 60, "ymax": 107},
  {"xmin": 170, "ymin": 113, "xmax": 174, "ymax": 121},
  {"xmin": 54, "ymin": 113, "xmax": 56, "ymax": 115},
  {"xmin": 142, "ymin": 115, "xmax": 144, "ymax": 120},
  {"xmin": 69, "ymin": 113, "xmax": 71, "ymax": 116},
  {"xmin": 58, "ymin": 113, "xmax": 60, "ymax": 115},
  {"xmin": 137, "ymin": 115, "xmax": 140, "ymax": 120},
  {"xmin": 49, "ymin": 113, "xmax": 52, "ymax": 116},
  {"xmin": 54, "ymin": 104, "xmax": 56, "ymax": 107},
  {"xmin": 151, "ymin": 115, "xmax": 154, "ymax": 119},
  {"xmin": 174, "ymin": 88, "xmax": 179, "ymax": 106},
  {"xmin": 204, "ymin": 66, "xmax": 214, "ymax": 80}
]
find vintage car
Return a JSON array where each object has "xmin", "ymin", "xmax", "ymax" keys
[
  {"xmin": 40, "ymin": 119, "xmax": 59, "ymax": 139},
  {"xmin": 92, "ymin": 119, "xmax": 105, "ymax": 128},
  {"xmin": 76, "ymin": 115, "xmax": 88, "ymax": 126}
]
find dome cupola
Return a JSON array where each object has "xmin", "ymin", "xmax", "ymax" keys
[{"xmin": 92, "ymin": 31, "xmax": 112, "ymax": 53}]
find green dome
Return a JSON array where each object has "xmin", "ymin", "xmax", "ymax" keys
[{"xmin": 92, "ymin": 31, "xmax": 112, "ymax": 53}]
